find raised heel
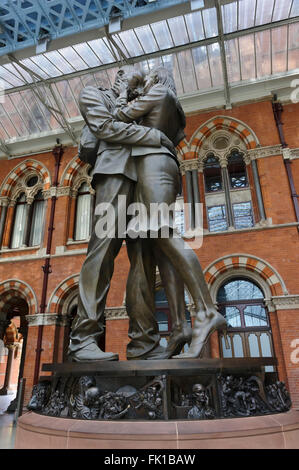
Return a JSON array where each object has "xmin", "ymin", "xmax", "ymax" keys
[{"xmin": 223, "ymin": 328, "xmax": 230, "ymax": 349}]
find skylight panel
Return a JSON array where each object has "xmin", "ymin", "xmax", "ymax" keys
[
  {"xmin": 272, "ymin": 0, "xmax": 293, "ymax": 22},
  {"xmin": 73, "ymin": 43, "xmax": 102, "ymax": 68},
  {"xmin": 225, "ymin": 38, "xmax": 241, "ymax": 83},
  {"xmin": 30, "ymin": 55, "xmax": 63, "ymax": 78},
  {"xmin": 167, "ymin": 16, "xmax": 189, "ymax": 46},
  {"xmin": 150, "ymin": 21, "xmax": 174, "ymax": 50},
  {"xmin": 239, "ymin": 34, "xmax": 256, "ymax": 80},
  {"xmin": 271, "ymin": 25, "xmax": 288, "ymax": 73},
  {"xmin": 87, "ymin": 38, "xmax": 116, "ymax": 64},
  {"xmin": 134, "ymin": 25, "xmax": 159, "ymax": 54},
  {"xmin": 192, "ymin": 46, "xmax": 212, "ymax": 89},
  {"xmin": 53, "ymin": 80, "xmax": 80, "ymax": 118},
  {"xmin": 202, "ymin": 7, "xmax": 218, "ymax": 38},
  {"xmin": 0, "ymin": 66, "xmax": 24, "ymax": 88},
  {"xmin": 117, "ymin": 30, "xmax": 144, "ymax": 57},
  {"xmin": 59, "ymin": 47, "xmax": 89, "ymax": 71},
  {"xmin": 207, "ymin": 43, "xmax": 224, "ymax": 87},
  {"xmin": 222, "ymin": 2, "xmax": 238, "ymax": 34},
  {"xmin": 44, "ymin": 50, "xmax": 76, "ymax": 74},
  {"xmin": 255, "ymin": 0, "xmax": 275, "ymax": 26},
  {"xmin": 288, "ymin": 22, "xmax": 299, "ymax": 70},
  {"xmin": 185, "ymin": 11, "xmax": 205, "ymax": 42},
  {"xmin": 290, "ymin": 0, "xmax": 299, "ymax": 17},
  {"xmin": 176, "ymin": 49, "xmax": 198, "ymax": 93},
  {"xmin": 20, "ymin": 58, "xmax": 50, "ymax": 79},
  {"xmin": 255, "ymin": 30, "xmax": 271, "ymax": 77},
  {"xmin": 238, "ymin": 0, "xmax": 256, "ymax": 30}
]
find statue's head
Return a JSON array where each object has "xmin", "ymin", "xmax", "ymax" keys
[
  {"xmin": 192, "ymin": 383, "xmax": 206, "ymax": 402},
  {"xmin": 144, "ymin": 66, "xmax": 176, "ymax": 94}
]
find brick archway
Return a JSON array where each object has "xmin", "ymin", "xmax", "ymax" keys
[
  {"xmin": 0, "ymin": 159, "xmax": 51, "ymax": 198},
  {"xmin": 0, "ymin": 280, "xmax": 37, "ymax": 315},
  {"xmin": 179, "ymin": 117, "xmax": 260, "ymax": 161},
  {"xmin": 60, "ymin": 155, "xmax": 88, "ymax": 188},
  {"xmin": 204, "ymin": 255, "xmax": 287, "ymax": 297},
  {"xmin": 47, "ymin": 274, "xmax": 79, "ymax": 313}
]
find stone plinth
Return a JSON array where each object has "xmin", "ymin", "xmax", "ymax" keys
[{"xmin": 15, "ymin": 410, "xmax": 299, "ymax": 449}]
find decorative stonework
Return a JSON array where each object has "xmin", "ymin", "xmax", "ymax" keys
[
  {"xmin": 248, "ymin": 145, "xmax": 283, "ymax": 160},
  {"xmin": 271, "ymin": 295, "xmax": 299, "ymax": 310},
  {"xmin": 26, "ymin": 313, "xmax": 69, "ymax": 327},
  {"xmin": 0, "ymin": 159, "xmax": 51, "ymax": 198},
  {"xmin": 179, "ymin": 159, "xmax": 199, "ymax": 175},
  {"xmin": 60, "ymin": 156, "xmax": 89, "ymax": 188},
  {"xmin": 282, "ymin": 147, "xmax": 299, "ymax": 160},
  {"xmin": 204, "ymin": 254, "xmax": 287, "ymax": 297},
  {"xmin": 47, "ymin": 274, "xmax": 80, "ymax": 314},
  {"xmin": 105, "ymin": 307, "xmax": 128, "ymax": 320},
  {"xmin": 0, "ymin": 279, "xmax": 37, "ymax": 314}
]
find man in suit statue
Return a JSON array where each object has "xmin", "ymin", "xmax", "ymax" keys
[{"xmin": 68, "ymin": 67, "xmax": 179, "ymax": 362}]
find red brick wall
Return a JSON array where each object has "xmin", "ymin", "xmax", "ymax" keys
[{"xmin": 0, "ymin": 98, "xmax": 298, "ymax": 406}]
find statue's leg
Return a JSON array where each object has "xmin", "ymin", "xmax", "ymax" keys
[
  {"xmin": 126, "ymin": 238, "xmax": 164, "ymax": 359},
  {"xmin": 154, "ymin": 246, "xmax": 192, "ymax": 356},
  {"xmin": 68, "ymin": 174, "xmax": 134, "ymax": 361},
  {"xmin": 154, "ymin": 235, "xmax": 228, "ymax": 359}
]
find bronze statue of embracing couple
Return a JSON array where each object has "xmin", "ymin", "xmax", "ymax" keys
[{"xmin": 68, "ymin": 65, "xmax": 228, "ymax": 363}]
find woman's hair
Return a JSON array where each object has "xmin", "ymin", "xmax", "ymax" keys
[
  {"xmin": 153, "ymin": 66, "xmax": 177, "ymax": 95},
  {"xmin": 152, "ymin": 66, "xmax": 186, "ymax": 133}
]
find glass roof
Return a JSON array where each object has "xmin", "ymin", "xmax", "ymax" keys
[{"xmin": 0, "ymin": 0, "xmax": 298, "ymax": 145}]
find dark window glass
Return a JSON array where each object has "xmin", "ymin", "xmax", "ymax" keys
[
  {"xmin": 26, "ymin": 176, "xmax": 38, "ymax": 187},
  {"xmin": 204, "ymin": 155, "xmax": 222, "ymax": 192},
  {"xmin": 227, "ymin": 151, "xmax": 248, "ymax": 189},
  {"xmin": 29, "ymin": 191, "xmax": 44, "ymax": 246}
]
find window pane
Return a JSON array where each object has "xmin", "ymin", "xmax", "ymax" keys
[
  {"xmin": 228, "ymin": 151, "xmax": 248, "ymax": 188},
  {"xmin": 272, "ymin": 26, "xmax": 288, "ymax": 74},
  {"xmin": 244, "ymin": 305, "xmax": 268, "ymax": 327},
  {"xmin": 135, "ymin": 25, "xmax": 158, "ymax": 54},
  {"xmin": 233, "ymin": 334, "xmax": 244, "ymax": 357},
  {"xmin": 30, "ymin": 198, "xmax": 44, "ymax": 246},
  {"xmin": 217, "ymin": 279, "xmax": 264, "ymax": 302},
  {"xmin": 221, "ymin": 334, "xmax": 233, "ymax": 357},
  {"xmin": 75, "ymin": 192, "xmax": 91, "ymax": 240},
  {"xmin": 151, "ymin": 21, "xmax": 174, "ymax": 49},
  {"xmin": 207, "ymin": 205, "xmax": 227, "ymax": 232},
  {"xmin": 167, "ymin": 16, "xmax": 189, "ymax": 46},
  {"xmin": 233, "ymin": 202, "xmax": 254, "ymax": 229},
  {"xmin": 11, "ymin": 197, "xmax": 26, "ymax": 249},
  {"xmin": 225, "ymin": 39, "xmax": 241, "ymax": 83},
  {"xmin": 288, "ymin": 23, "xmax": 299, "ymax": 71},
  {"xmin": 248, "ymin": 333, "xmax": 260, "ymax": 357},
  {"xmin": 255, "ymin": 30, "xmax": 271, "ymax": 77},
  {"xmin": 221, "ymin": 306, "xmax": 242, "ymax": 328},
  {"xmin": 260, "ymin": 333, "xmax": 272, "ymax": 357},
  {"xmin": 192, "ymin": 46, "xmax": 212, "ymax": 89},
  {"xmin": 239, "ymin": 34, "xmax": 256, "ymax": 80},
  {"xmin": 204, "ymin": 156, "xmax": 222, "ymax": 192},
  {"xmin": 185, "ymin": 11, "xmax": 205, "ymax": 41}
]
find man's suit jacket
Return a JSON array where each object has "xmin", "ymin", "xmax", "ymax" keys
[{"xmin": 79, "ymin": 86, "xmax": 162, "ymax": 182}]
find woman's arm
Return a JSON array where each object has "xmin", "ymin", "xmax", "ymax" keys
[{"xmin": 113, "ymin": 85, "xmax": 163, "ymax": 123}]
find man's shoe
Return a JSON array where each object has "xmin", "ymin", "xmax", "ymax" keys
[
  {"xmin": 140, "ymin": 344, "xmax": 170, "ymax": 360},
  {"xmin": 68, "ymin": 342, "xmax": 119, "ymax": 362}
]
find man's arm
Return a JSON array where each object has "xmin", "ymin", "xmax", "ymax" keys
[
  {"xmin": 79, "ymin": 86, "xmax": 161, "ymax": 147},
  {"xmin": 113, "ymin": 85, "xmax": 161, "ymax": 124}
]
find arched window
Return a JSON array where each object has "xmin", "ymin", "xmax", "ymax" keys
[
  {"xmin": 10, "ymin": 193, "xmax": 27, "ymax": 249},
  {"xmin": 29, "ymin": 190, "xmax": 45, "ymax": 246},
  {"xmin": 204, "ymin": 149, "xmax": 254, "ymax": 232},
  {"xmin": 74, "ymin": 182, "xmax": 93, "ymax": 241},
  {"xmin": 217, "ymin": 278, "xmax": 274, "ymax": 370}
]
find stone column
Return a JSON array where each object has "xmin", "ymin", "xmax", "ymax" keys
[
  {"xmin": 0, "ymin": 198, "xmax": 8, "ymax": 248},
  {"xmin": 219, "ymin": 158, "xmax": 234, "ymax": 228},
  {"xmin": 251, "ymin": 159, "xmax": 266, "ymax": 221},
  {"xmin": 0, "ymin": 344, "xmax": 16, "ymax": 395},
  {"xmin": 67, "ymin": 190, "xmax": 77, "ymax": 243},
  {"xmin": 2, "ymin": 202, "xmax": 15, "ymax": 249},
  {"xmin": 21, "ymin": 198, "xmax": 33, "ymax": 247}
]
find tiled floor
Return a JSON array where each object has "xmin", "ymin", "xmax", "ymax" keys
[{"xmin": 0, "ymin": 395, "xmax": 16, "ymax": 449}]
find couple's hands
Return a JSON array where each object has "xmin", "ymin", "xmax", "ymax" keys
[{"xmin": 161, "ymin": 133, "xmax": 177, "ymax": 157}]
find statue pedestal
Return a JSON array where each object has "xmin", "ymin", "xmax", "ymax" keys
[
  {"xmin": 15, "ymin": 358, "xmax": 297, "ymax": 448},
  {"xmin": 15, "ymin": 410, "xmax": 299, "ymax": 448}
]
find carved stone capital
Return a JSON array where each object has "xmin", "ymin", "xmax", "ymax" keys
[
  {"xmin": 271, "ymin": 295, "xmax": 299, "ymax": 310},
  {"xmin": 26, "ymin": 313, "xmax": 69, "ymax": 327},
  {"xmin": 105, "ymin": 307, "xmax": 128, "ymax": 320},
  {"xmin": 0, "ymin": 197, "xmax": 9, "ymax": 207},
  {"xmin": 180, "ymin": 160, "xmax": 198, "ymax": 175}
]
